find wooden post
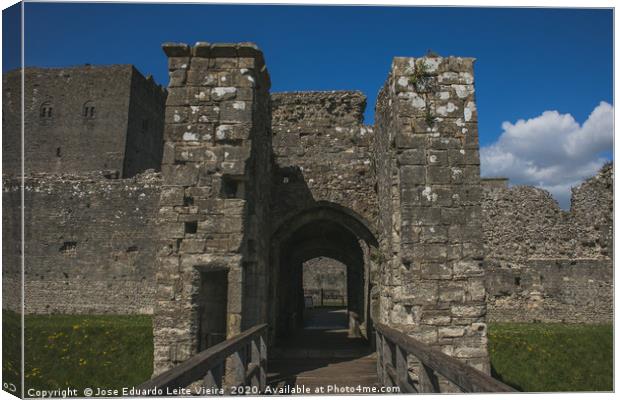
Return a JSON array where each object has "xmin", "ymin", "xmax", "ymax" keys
[
  {"xmin": 395, "ymin": 345, "xmax": 416, "ymax": 392},
  {"xmin": 418, "ymin": 362, "xmax": 440, "ymax": 393},
  {"xmin": 250, "ymin": 337, "xmax": 260, "ymax": 389},
  {"xmin": 376, "ymin": 331, "xmax": 384, "ymax": 385},
  {"xmin": 259, "ymin": 332, "xmax": 267, "ymax": 391},
  {"xmin": 383, "ymin": 335, "xmax": 394, "ymax": 386},
  {"xmin": 225, "ymin": 350, "xmax": 246, "ymax": 393},
  {"xmin": 204, "ymin": 363, "xmax": 223, "ymax": 390}
]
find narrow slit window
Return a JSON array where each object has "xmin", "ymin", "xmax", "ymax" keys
[
  {"xmin": 40, "ymin": 102, "xmax": 53, "ymax": 119},
  {"xmin": 83, "ymin": 101, "xmax": 95, "ymax": 119}
]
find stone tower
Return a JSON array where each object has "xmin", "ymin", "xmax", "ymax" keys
[
  {"xmin": 153, "ymin": 42, "xmax": 272, "ymax": 374},
  {"xmin": 374, "ymin": 56, "xmax": 489, "ymax": 379}
]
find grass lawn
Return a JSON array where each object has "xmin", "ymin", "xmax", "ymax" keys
[
  {"xmin": 488, "ymin": 323, "xmax": 613, "ymax": 392},
  {"xmin": 4, "ymin": 312, "xmax": 613, "ymax": 393},
  {"xmin": 3, "ymin": 311, "xmax": 153, "ymax": 393}
]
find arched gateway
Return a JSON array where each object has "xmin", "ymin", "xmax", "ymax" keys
[
  {"xmin": 269, "ymin": 203, "xmax": 379, "ymax": 342},
  {"xmin": 152, "ymin": 41, "xmax": 490, "ymax": 391}
]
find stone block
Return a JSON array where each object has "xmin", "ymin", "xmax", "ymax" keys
[
  {"xmin": 215, "ymin": 124, "xmax": 251, "ymax": 142},
  {"xmin": 160, "ymin": 187, "xmax": 185, "ymax": 206},
  {"xmin": 168, "ymin": 56, "xmax": 190, "ymax": 71},
  {"xmin": 174, "ymin": 146, "xmax": 217, "ymax": 163},
  {"xmin": 438, "ymin": 326, "xmax": 465, "ymax": 338},
  {"xmin": 159, "ymin": 222, "xmax": 185, "ymax": 239},
  {"xmin": 169, "ymin": 69, "xmax": 187, "ymax": 87},
  {"xmin": 427, "ymin": 166, "xmax": 451, "ymax": 184},
  {"xmin": 412, "ymin": 207, "xmax": 441, "ymax": 226},
  {"xmin": 185, "ymin": 87, "xmax": 211, "ymax": 104},
  {"xmin": 400, "ymin": 165, "xmax": 425, "ymax": 186},
  {"xmin": 186, "ymin": 70, "xmax": 218, "ymax": 87},
  {"xmin": 397, "ymin": 149, "xmax": 425, "ymax": 165},
  {"xmin": 392, "ymin": 281, "xmax": 438, "ymax": 305},
  {"xmin": 423, "ymin": 243, "xmax": 448, "ymax": 261},
  {"xmin": 450, "ymin": 305, "xmax": 485, "ymax": 318},
  {"xmin": 166, "ymin": 87, "xmax": 189, "ymax": 106},
  {"xmin": 465, "ymin": 277, "xmax": 486, "ymax": 302},
  {"xmin": 395, "ymin": 131, "xmax": 427, "ymax": 149},
  {"xmin": 211, "ymin": 87, "xmax": 237, "ymax": 101},
  {"xmin": 162, "ymin": 164, "xmax": 200, "ymax": 186},
  {"xmin": 441, "ymin": 208, "xmax": 465, "ymax": 225},
  {"xmin": 421, "ymin": 310, "xmax": 451, "ymax": 326},
  {"xmin": 220, "ymin": 101, "xmax": 252, "ymax": 123},
  {"xmin": 420, "ymin": 225, "xmax": 447, "ymax": 243},
  {"xmin": 439, "ymin": 285, "xmax": 465, "ymax": 303},
  {"xmin": 421, "ymin": 263, "xmax": 453, "ymax": 279},
  {"xmin": 427, "ymin": 150, "xmax": 448, "ymax": 166},
  {"xmin": 166, "ymin": 107, "xmax": 190, "ymax": 124},
  {"xmin": 212, "ymin": 57, "xmax": 238, "ymax": 69}
]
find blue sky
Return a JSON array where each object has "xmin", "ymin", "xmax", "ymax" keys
[{"xmin": 3, "ymin": 3, "xmax": 614, "ymax": 207}]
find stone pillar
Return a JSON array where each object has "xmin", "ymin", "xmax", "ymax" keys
[
  {"xmin": 153, "ymin": 42, "xmax": 271, "ymax": 374},
  {"xmin": 374, "ymin": 56, "xmax": 488, "ymax": 384}
]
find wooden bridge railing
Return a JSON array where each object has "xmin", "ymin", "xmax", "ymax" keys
[
  {"xmin": 375, "ymin": 323, "xmax": 516, "ymax": 393},
  {"xmin": 137, "ymin": 324, "xmax": 267, "ymax": 394}
]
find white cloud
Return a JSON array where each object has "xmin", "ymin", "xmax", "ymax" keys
[{"xmin": 480, "ymin": 101, "xmax": 613, "ymax": 208}]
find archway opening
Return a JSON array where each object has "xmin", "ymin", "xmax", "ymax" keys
[{"xmin": 269, "ymin": 204, "xmax": 379, "ymax": 354}]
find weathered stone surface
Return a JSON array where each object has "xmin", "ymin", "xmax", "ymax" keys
[{"xmin": 3, "ymin": 43, "xmax": 612, "ymax": 386}]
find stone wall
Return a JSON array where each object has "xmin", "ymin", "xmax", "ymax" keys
[
  {"xmin": 270, "ymin": 91, "xmax": 377, "ymax": 229},
  {"xmin": 482, "ymin": 164, "xmax": 613, "ymax": 323},
  {"xmin": 2, "ymin": 65, "xmax": 166, "ymax": 178},
  {"xmin": 152, "ymin": 42, "xmax": 272, "ymax": 374},
  {"xmin": 373, "ymin": 55, "xmax": 489, "ymax": 382},
  {"xmin": 2, "ymin": 172, "xmax": 161, "ymax": 314}
]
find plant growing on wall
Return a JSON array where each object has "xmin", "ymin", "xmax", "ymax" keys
[
  {"xmin": 425, "ymin": 107, "xmax": 437, "ymax": 128},
  {"xmin": 409, "ymin": 59, "xmax": 433, "ymax": 92}
]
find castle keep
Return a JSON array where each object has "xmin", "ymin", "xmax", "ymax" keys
[{"xmin": 2, "ymin": 42, "xmax": 613, "ymax": 381}]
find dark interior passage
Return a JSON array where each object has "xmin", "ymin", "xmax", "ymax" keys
[
  {"xmin": 272, "ymin": 216, "xmax": 368, "ymax": 341},
  {"xmin": 197, "ymin": 269, "xmax": 228, "ymax": 351}
]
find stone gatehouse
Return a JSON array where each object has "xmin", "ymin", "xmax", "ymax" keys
[{"xmin": 2, "ymin": 42, "xmax": 612, "ymax": 377}]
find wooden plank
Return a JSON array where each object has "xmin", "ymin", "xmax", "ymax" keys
[
  {"xmin": 259, "ymin": 334, "xmax": 267, "ymax": 390},
  {"xmin": 204, "ymin": 362, "xmax": 223, "ymax": 390},
  {"xmin": 137, "ymin": 324, "xmax": 267, "ymax": 391},
  {"xmin": 418, "ymin": 362, "xmax": 439, "ymax": 393},
  {"xmin": 375, "ymin": 323, "xmax": 515, "ymax": 393},
  {"xmin": 395, "ymin": 345, "xmax": 417, "ymax": 393},
  {"xmin": 245, "ymin": 362, "xmax": 259, "ymax": 381}
]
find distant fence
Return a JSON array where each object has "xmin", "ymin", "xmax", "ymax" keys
[{"xmin": 304, "ymin": 289, "xmax": 346, "ymax": 307}]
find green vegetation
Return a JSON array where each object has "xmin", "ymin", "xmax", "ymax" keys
[
  {"xmin": 5, "ymin": 312, "xmax": 613, "ymax": 393},
  {"xmin": 409, "ymin": 59, "xmax": 433, "ymax": 92},
  {"xmin": 3, "ymin": 311, "xmax": 153, "ymax": 393},
  {"xmin": 3, "ymin": 310, "xmax": 22, "ymax": 395},
  {"xmin": 424, "ymin": 108, "xmax": 437, "ymax": 128},
  {"xmin": 488, "ymin": 323, "xmax": 613, "ymax": 392}
]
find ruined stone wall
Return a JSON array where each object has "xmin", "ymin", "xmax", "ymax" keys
[
  {"xmin": 123, "ymin": 68, "xmax": 167, "ymax": 177},
  {"xmin": 482, "ymin": 164, "xmax": 613, "ymax": 323},
  {"xmin": 373, "ymin": 56, "xmax": 489, "ymax": 382},
  {"xmin": 2, "ymin": 65, "xmax": 165, "ymax": 178},
  {"xmin": 2, "ymin": 172, "xmax": 161, "ymax": 314},
  {"xmin": 153, "ymin": 42, "xmax": 272, "ymax": 374},
  {"xmin": 270, "ymin": 91, "xmax": 377, "ymax": 230}
]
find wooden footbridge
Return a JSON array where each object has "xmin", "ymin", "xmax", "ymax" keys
[{"xmin": 137, "ymin": 309, "xmax": 515, "ymax": 395}]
